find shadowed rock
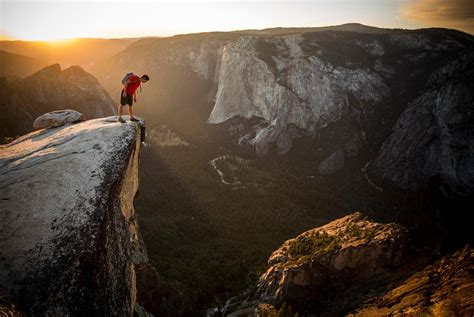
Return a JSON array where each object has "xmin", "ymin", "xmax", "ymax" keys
[
  {"xmin": 318, "ymin": 150, "xmax": 345, "ymax": 175},
  {"xmin": 0, "ymin": 292, "xmax": 26, "ymax": 317},
  {"xmin": 350, "ymin": 246, "xmax": 474, "ymax": 316},
  {"xmin": 369, "ymin": 50, "xmax": 474, "ymax": 198}
]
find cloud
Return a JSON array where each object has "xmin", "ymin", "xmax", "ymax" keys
[{"xmin": 402, "ymin": 0, "xmax": 474, "ymax": 33}]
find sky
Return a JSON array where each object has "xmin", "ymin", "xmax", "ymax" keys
[{"xmin": 0, "ymin": 0, "xmax": 473, "ymax": 41}]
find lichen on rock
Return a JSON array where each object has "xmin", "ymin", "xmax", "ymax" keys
[{"xmin": 242, "ymin": 213, "xmax": 408, "ymax": 312}]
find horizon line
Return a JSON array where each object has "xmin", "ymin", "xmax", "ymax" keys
[{"xmin": 1, "ymin": 22, "xmax": 472, "ymax": 43}]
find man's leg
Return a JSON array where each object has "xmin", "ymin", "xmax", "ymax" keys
[
  {"xmin": 128, "ymin": 105, "xmax": 139, "ymax": 121},
  {"xmin": 117, "ymin": 105, "xmax": 125, "ymax": 123}
]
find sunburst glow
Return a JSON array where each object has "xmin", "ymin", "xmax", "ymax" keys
[{"xmin": 1, "ymin": 0, "xmax": 472, "ymax": 41}]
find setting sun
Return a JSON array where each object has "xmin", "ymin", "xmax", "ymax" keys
[{"xmin": 2, "ymin": 0, "xmax": 472, "ymax": 41}]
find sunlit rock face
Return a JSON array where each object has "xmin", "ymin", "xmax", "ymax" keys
[
  {"xmin": 350, "ymin": 246, "xmax": 474, "ymax": 316},
  {"xmin": 0, "ymin": 64, "xmax": 115, "ymax": 139},
  {"xmin": 368, "ymin": 50, "xmax": 474, "ymax": 198},
  {"xmin": 226, "ymin": 213, "xmax": 474, "ymax": 316},
  {"xmin": 0, "ymin": 116, "xmax": 145, "ymax": 316},
  {"xmin": 208, "ymin": 35, "xmax": 388, "ymax": 155},
  {"xmin": 253, "ymin": 213, "xmax": 408, "ymax": 308}
]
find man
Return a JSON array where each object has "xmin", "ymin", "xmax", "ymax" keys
[{"xmin": 118, "ymin": 74, "xmax": 149, "ymax": 123}]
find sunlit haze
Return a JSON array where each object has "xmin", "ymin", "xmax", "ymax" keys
[{"xmin": 1, "ymin": 0, "xmax": 473, "ymax": 41}]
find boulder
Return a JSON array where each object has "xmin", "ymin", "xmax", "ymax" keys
[
  {"xmin": 0, "ymin": 116, "xmax": 146, "ymax": 315},
  {"xmin": 33, "ymin": 109, "xmax": 85, "ymax": 129}
]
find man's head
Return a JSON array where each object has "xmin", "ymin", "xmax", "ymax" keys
[{"xmin": 140, "ymin": 74, "xmax": 150, "ymax": 83}]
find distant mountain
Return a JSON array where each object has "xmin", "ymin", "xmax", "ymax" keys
[
  {"xmin": 0, "ymin": 64, "xmax": 115, "ymax": 141},
  {"xmin": 93, "ymin": 25, "xmax": 474, "ymax": 197},
  {"xmin": 231, "ymin": 22, "xmax": 403, "ymax": 36},
  {"xmin": 0, "ymin": 50, "xmax": 45, "ymax": 78},
  {"xmin": 0, "ymin": 38, "xmax": 140, "ymax": 72}
]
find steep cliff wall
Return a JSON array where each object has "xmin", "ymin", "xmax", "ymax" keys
[
  {"xmin": 208, "ymin": 34, "xmax": 389, "ymax": 155},
  {"xmin": 368, "ymin": 50, "xmax": 474, "ymax": 197},
  {"xmin": 0, "ymin": 116, "xmax": 145, "ymax": 315},
  {"xmin": 94, "ymin": 27, "xmax": 472, "ymax": 153},
  {"xmin": 93, "ymin": 27, "xmax": 473, "ymax": 196}
]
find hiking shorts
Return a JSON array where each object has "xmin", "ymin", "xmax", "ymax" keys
[{"xmin": 120, "ymin": 90, "xmax": 133, "ymax": 106}]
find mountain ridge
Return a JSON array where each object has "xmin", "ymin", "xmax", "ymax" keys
[{"xmin": 0, "ymin": 63, "xmax": 115, "ymax": 142}]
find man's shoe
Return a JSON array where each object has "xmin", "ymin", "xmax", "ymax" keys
[
  {"xmin": 118, "ymin": 117, "xmax": 125, "ymax": 123},
  {"xmin": 130, "ymin": 117, "xmax": 139, "ymax": 122}
]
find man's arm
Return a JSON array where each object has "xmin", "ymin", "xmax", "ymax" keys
[{"xmin": 134, "ymin": 91, "xmax": 137, "ymax": 102}]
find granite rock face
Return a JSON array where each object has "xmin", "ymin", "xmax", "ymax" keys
[
  {"xmin": 207, "ymin": 34, "xmax": 388, "ymax": 155},
  {"xmin": 33, "ymin": 109, "xmax": 85, "ymax": 129},
  {"xmin": 93, "ymin": 27, "xmax": 473, "ymax": 197},
  {"xmin": 0, "ymin": 116, "xmax": 146, "ymax": 316},
  {"xmin": 253, "ymin": 213, "xmax": 408, "ymax": 308},
  {"xmin": 369, "ymin": 50, "xmax": 474, "ymax": 197}
]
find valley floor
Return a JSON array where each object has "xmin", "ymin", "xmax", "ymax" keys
[{"xmin": 134, "ymin": 133, "xmax": 460, "ymax": 316}]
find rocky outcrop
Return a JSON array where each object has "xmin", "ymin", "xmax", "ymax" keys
[
  {"xmin": 369, "ymin": 50, "xmax": 474, "ymax": 198},
  {"xmin": 229, "ymin": 214, "xmax": 474, "ymax": 316},
  {"xmin": 258, "ymin": 213, "xmax": 407, "ymax": 302},
  {"xmin": 1, "ymin": 64, "xmax": 115, "ymax": 140},
  {"xmin": 0, "ymin": 116, "xmax": 145, "ymax": 315},
  {"xmin": 232, "ymin": 213, "xmax": 408, "ymax": 314},
  {"xmin": 33, "ymin": 109, "xmax": 85, "ymax": 129},
  {"xmin": 350, "ymin": 246, "xmax": 474, "ymax": 316}
]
